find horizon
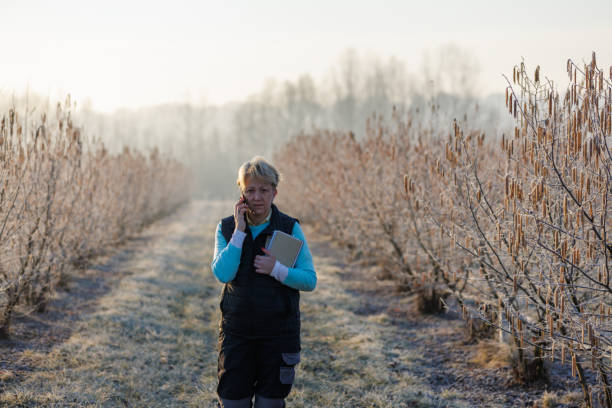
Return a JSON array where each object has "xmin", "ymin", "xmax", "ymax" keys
[{"xmin": 2, "ymin": 0, "xmax": 611, "ymax": 113}]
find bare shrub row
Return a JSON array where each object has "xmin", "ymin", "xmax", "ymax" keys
[
  {"xmin": 276, "ymin": 54, "xmax": 612, "ymax": 407},
  {"xmin": 0, "ymin": 98, "xmax": 191, "ymax": 338}
]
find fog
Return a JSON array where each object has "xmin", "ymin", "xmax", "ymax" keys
[{"xmin": 2, "ymin": 46, "xmax": 513, "ymax": 198}]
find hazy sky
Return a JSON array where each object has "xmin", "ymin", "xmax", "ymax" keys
[{"xmin": 1, "ymin": 0, "xmax": 611, "ymax": 112}]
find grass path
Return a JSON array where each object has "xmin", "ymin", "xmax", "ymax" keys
[{"xmin": 1, "ymin": 200, "xmax": 520, "ymax": 407}]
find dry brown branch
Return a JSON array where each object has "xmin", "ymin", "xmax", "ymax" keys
[
  {"xmin": 276, "ymin": 54, "xmax": 612, "ymax": 407},
  {"xmin": 0, "ymin": 100, "xmax": 191, "ymax": 337}
]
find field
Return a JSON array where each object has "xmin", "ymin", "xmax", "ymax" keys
[
  {"xmin": 1, "ymin": 55, "xmax": 611, "ymax": 407},
  {"xmin": 0, "ymin": 200, "xmax": 587, "ymax": 407}
]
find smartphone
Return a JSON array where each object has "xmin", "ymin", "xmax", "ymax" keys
[
  {"xmin": 240, "ymin": 193, "xmax": 250, "ymax": 211},
  {"xmin": 240, "ymin": 194, "xmax": 250, "ymax": 224}
]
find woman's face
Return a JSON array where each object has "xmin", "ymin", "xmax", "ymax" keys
[{"xmin": 243, "ymin": 176, "xmax": 277, "ymax": 217}]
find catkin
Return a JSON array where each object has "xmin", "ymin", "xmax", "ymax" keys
[{"xmin": 561, "ymin": 344, "xmax": 566, "ymax": 365}]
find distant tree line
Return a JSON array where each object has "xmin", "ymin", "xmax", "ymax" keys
[{"xmin": 2, "ymin": 46, "xmax": 512, "ymax": 198}]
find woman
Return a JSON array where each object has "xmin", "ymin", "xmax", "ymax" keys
[{"xmin": 211, "ymin": 156, "xmax": 317, "ymax": 408}]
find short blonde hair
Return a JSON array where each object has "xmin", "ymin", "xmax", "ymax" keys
[{"xmin": 237, "ymin": 156, "xmax": 281, "ymax": 191}]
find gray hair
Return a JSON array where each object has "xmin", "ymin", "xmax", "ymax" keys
[{"xmin": 237, "ymin": 156, "xmax": 281, "ymax": 191}]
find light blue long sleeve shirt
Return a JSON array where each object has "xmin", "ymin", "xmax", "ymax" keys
[{"xmin": 211, "ymin": 220, "xmax": 317, "ymax": 291}]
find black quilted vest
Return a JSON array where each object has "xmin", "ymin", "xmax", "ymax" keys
[{"xmin": 219, "ymin": 204, "xmax": 300, "ymax": 338}]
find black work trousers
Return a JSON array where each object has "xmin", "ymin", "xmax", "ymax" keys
[{"xmin": 217, "ymin": 330, "xmax": 301, "ymax": 401}]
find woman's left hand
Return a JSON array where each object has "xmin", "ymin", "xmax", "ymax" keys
[{"xmin": 254, "ymin": 247, "xmax": 276, "ymax": 275}]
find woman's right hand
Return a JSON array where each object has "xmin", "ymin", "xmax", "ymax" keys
[{"xmin": 234, "ymin": 197, "xmax": 248, "ymax": 232}]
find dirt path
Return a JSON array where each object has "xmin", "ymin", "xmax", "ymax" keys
[{"xmin": 0, "ymin": 200, "xmax": 579, "ymax": 407}]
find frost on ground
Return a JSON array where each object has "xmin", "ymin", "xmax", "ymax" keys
[{"xmin": 0, "ymin": 201, "xmax": 582, "ymax": 407}]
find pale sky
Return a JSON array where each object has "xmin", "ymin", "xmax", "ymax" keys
[{"xmin": 1, "ymin": 0, "xmax": 611, "ymax": 112}]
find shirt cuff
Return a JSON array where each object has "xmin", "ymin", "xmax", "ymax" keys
[
  {"xmin": 229, "ymin": 229, "xmax": 246, "ymax": 248},
  {"xmin": 270, "ymin": 261, "xmax": 289, "ymax": 283}
]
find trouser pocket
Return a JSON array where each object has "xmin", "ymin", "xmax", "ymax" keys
[{"xmin": 279, "ymin": 352, "xmax": 300, "ymax": 385}]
